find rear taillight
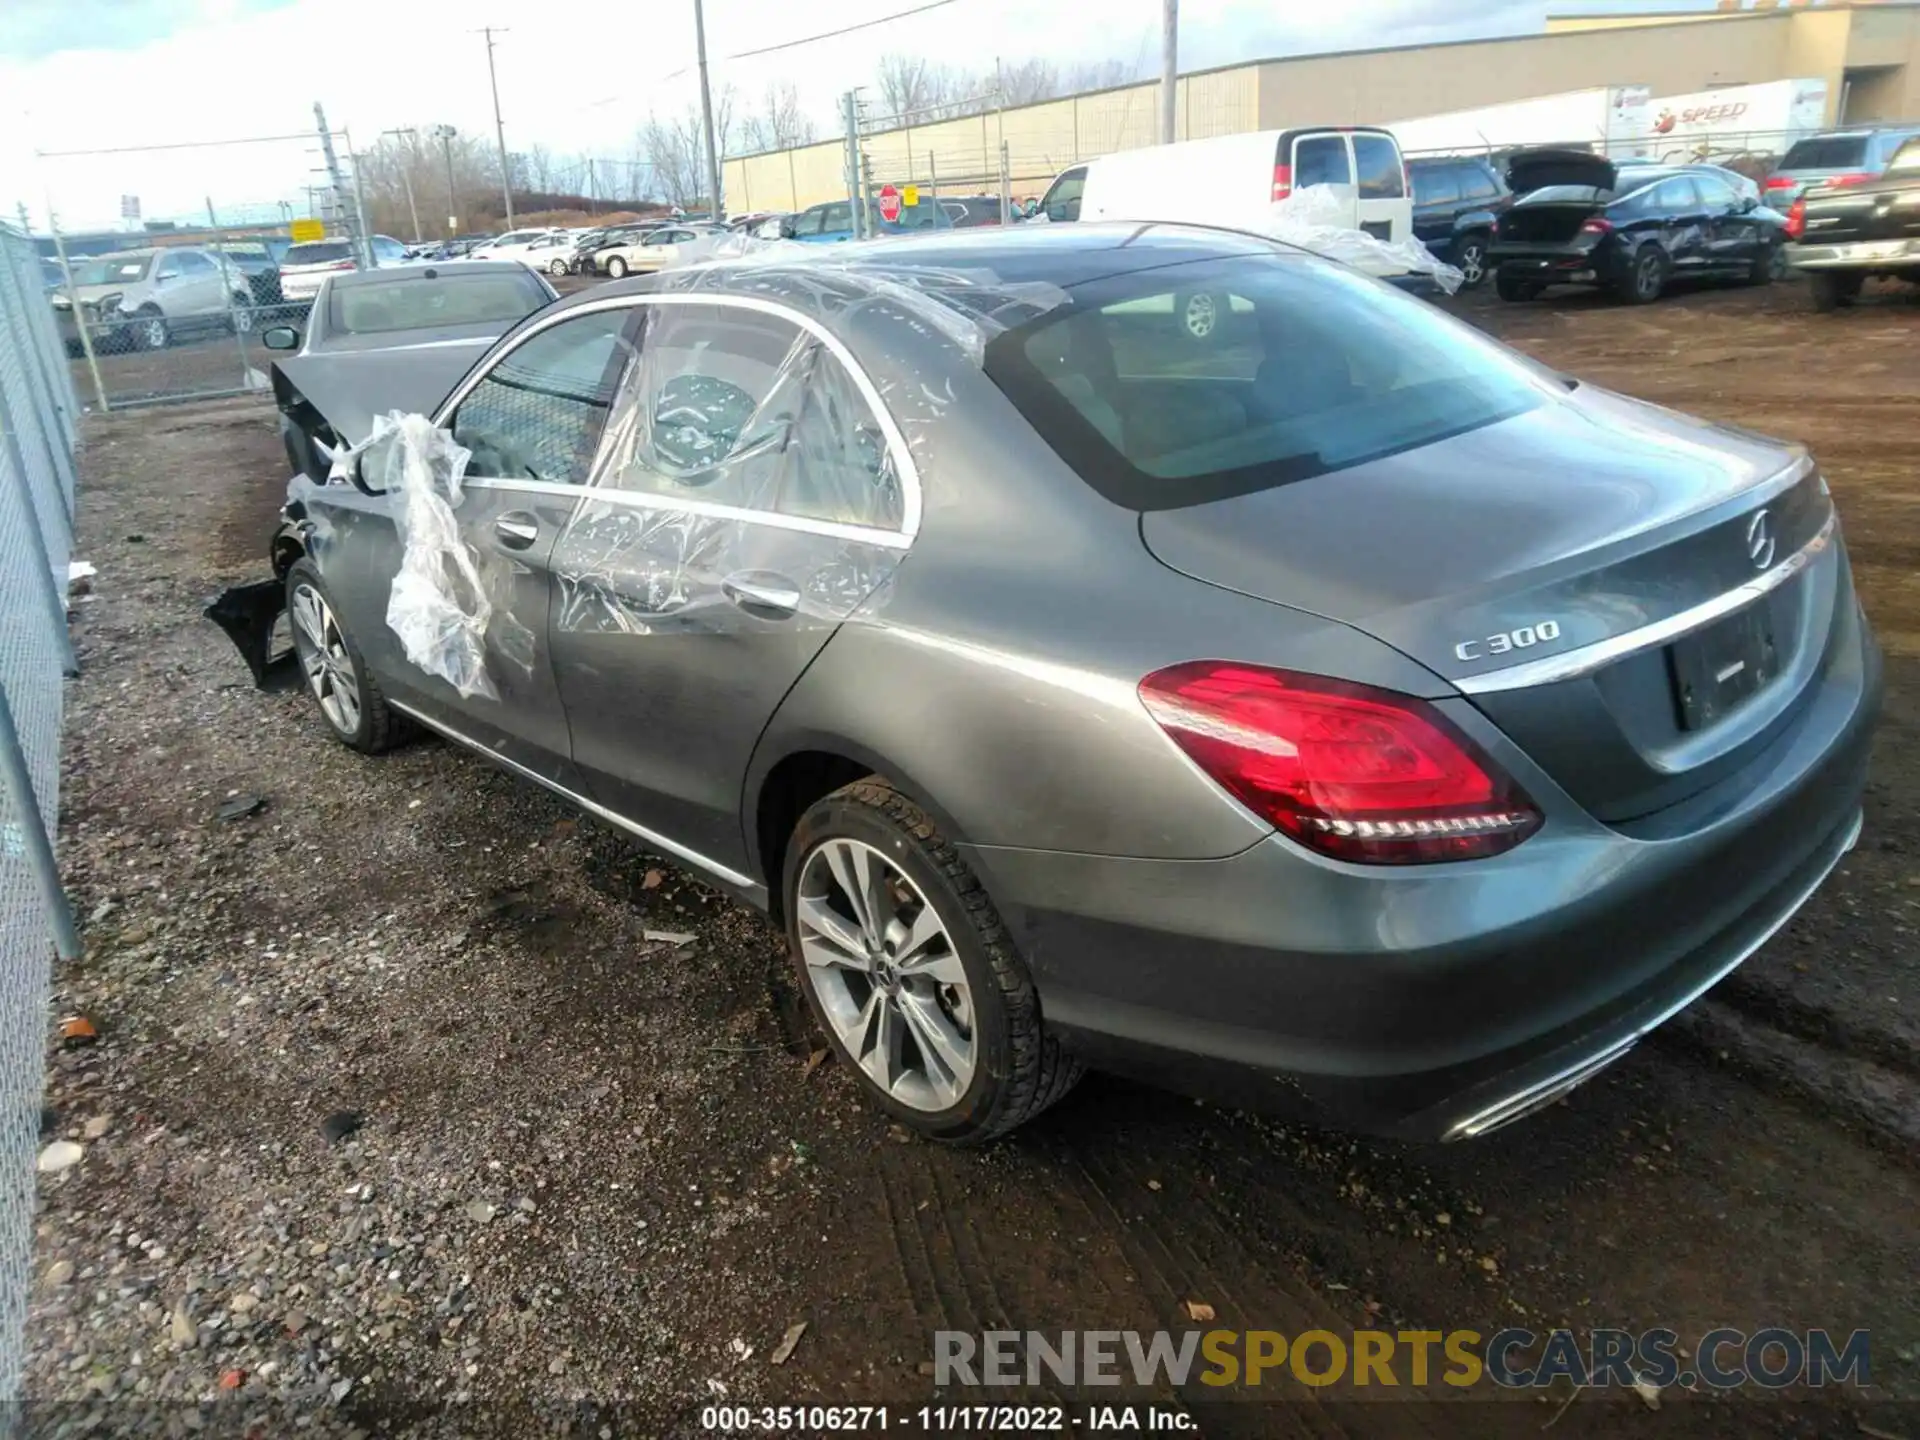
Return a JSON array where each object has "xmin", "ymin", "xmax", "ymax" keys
[
  {"xmin": 1139, "ymin": 662, "xmax": 1541, "ymax": 865},
  {"xmin": 1578, "ymin": 217, "xmax": 1614, "ymax": 237},
  {"xmin": 1763, "ymin": 175, "xmax": 1795, "ymax": 191},
  {"xmin": 1827, "ymin": 172, "xmax": 1876, "ymax": 187},
  {"xmin": 329, "ymin": 260, "xmax": 355, "ymax": 270},
  {"xmin": 1271, "ymin": 163, "xmax": 1293, "ymax": 202},
  {"xmin": 1784, "ymin": 197, "xmax": 1807, "ymax": 240}
]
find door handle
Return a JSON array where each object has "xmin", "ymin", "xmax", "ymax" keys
[
  {"xmin": 723, "ymin": 572, "xmax": 802, "ymax": 618},
  {"xmin": 494, "ymin": 513, "xmax": 539, "ymax": 550}
]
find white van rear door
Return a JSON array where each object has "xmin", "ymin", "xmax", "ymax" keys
[{"xmin": 1350, "ymin": 131, "xmax": 1413, "ymax": 244}]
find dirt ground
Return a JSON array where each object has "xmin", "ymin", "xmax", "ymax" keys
[{"xmin": 25, "ymin": 273, "xmax": 1920, "ymax": 1438}]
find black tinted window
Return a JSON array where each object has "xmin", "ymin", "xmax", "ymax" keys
[
  {"xmin": 1293, "ymin": 135, "xmax": 1351, "ymax": 188},
  {"xmin": 1413, "ymin": 165, "xmax": 1460, "ymax": 206},
  {"xmin": 985, "ymin": 254, "xmax": 1544, "ymax": 510},
  {"xmin": 1780, "ymin": 135, "xmax": 1869, "ymax": 170},
  {"xmin": 453, "ymin": 310, "xmax": 633, "ymax": 481},
  {"xmin": 1353, "ymin": 135, "xmax": 1404, "ymax": 198}
]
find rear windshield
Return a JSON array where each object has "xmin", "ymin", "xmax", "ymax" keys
[
  {"xmin": 984, "ymin": 255, "xmax": 1546, "ymax": 510},
  {"xmin": 283, "ymin": 241, "xmax": 353, "ymax": 266},
  {"xmin": 327, "ymin": 273, "xmax": 547, "ymax": 335},
  {"xmin": 1516, "ymin": 184, "xmax": 1610, "ymax": 204},
  {"xmin": 1781, "ymin": 135, "xmax": 1869, "ymax": 170}
]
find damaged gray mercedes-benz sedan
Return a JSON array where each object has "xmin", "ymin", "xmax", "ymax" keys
[{"xmin": 210, "ymin": 224, "xmax": 1880, "ymax": 1144}]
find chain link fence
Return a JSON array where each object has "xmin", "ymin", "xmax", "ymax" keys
[
  {"xmin": 0, "ymin": 218, "xmax": 82, "ymax": 1405},
  {"xmin": 39, "ymin": 126, "xmax": 379, "ymax": 410}
]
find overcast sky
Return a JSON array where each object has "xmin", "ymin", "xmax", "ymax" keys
[{"xmin": 2, "ymin": 0, "xmax": 1698, "ymax": 231}]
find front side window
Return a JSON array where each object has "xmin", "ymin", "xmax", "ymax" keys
[
  {"xmin": 175, "ymin": 251, "xmax": 217, "ymax": 274},
  {"xmin": 595, "ymin": 304, "xmax": 902, "ymax": 531},
  {"xmin": 819, "ymin": 203, "xmax": 853, "ymax": 234},
  {"xmin": 1656, "ymin": 177, "xmax": 1702, "ymax": 211},
  {"xmin": 984, "ymin": 253, "xmax": 1546, "ymax": 511},
  {"xmin": 1353, "ymin": 135, "xmax": 1404, "ymax": 199},
  {"xmin": 1044, "ymin": 166, "xmax": 1087, "ymax": 222},
  {"xmin": 451, "ymin": 308, "xmax": 634, "ymax": 482},
  {"xmin": 1692, "ymin": 175, "xmax": 1736, "ymax": 209},
  {"xmin": 1293, "ymin": 135, "xmax": 1352, "ymax": 189}
]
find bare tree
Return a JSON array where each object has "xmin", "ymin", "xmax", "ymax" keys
[
  {"xmin": 741, "ymin": 81, "xmax": 818, "ymax": 154},
  {"xmin": 996, "ymin": 58, "xmax": 1062, "ymax": 107},
  {"xmin": 638, "ymin": 88, "xmax": 737, "ymax": 210}
]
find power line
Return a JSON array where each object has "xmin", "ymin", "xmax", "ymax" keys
[{"xmin": 727, "ymin": 0, "xmax": 962, "ymax": 61}]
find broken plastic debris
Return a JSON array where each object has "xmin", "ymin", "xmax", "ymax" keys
[
  {"xmin": 770, "ymin": 1322, "xmax": 807, "ymax": 1366},
  {"xmin": 1254, "ymin": 185, "xmax": 1465, "ymax": 292},
  {"xmin": 36, "ymin": 1141, "xmax": 83, "ymax": 1174},
  {"xmin": 644, "ymin": 929, "xmax": 697, "ymax": 947},
  {"xmin": 58, "ymin": 1016, "xmax": 99, "ymax": 1048},
  {"xmin": 1183, "ymin": 1300, "xmax": 1216, "ymax": 1322}
]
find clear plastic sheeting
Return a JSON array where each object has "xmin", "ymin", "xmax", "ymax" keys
[
  {"xmin": 663, "ymin": 236, "xmax": 1071, "ymax": 367},
  {"xmin": 351, "ymin": 411, "xmax": 501, "ymax": 700},
  {"xmin": 1254, "ymin": 184, "xmax": 1465, "ymax": 293}
]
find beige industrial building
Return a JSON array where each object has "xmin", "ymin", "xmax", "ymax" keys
[{"xmin": 721, "ymin": 0, "xmax": 1920, "ymax": 212}]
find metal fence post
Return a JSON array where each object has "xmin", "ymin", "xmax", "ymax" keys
[{"xmin": 0, "ymin": 682, "xmax": 77, "ymax": 962}]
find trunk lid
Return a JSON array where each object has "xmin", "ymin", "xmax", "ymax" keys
[
  {"xmin": 1505, "ymin": 147, "xmax": 1617, "ymax": 197},
  {"xmin": 1140, "ymin": 386, "xmax": 1840, "ymax": 822}
]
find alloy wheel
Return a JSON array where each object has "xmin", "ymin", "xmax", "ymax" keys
[
  {"xmin": 1768, "ymin": 243, "xmax": 1790, "ymax": 282},
  {"xmin": 550, "ymin": 258, "xmax": 568, "ymax": 276},
  {"xmin": 1183, "ymin": 291, "xmax": 1218, "ymax": 339},
  {"xmin": 141, "ymin": 316, "xmax": 168, "ymax": 350},
  {"xmin": 290, "ymin": 582, "xmax": 362, "ymax": 737},
  {"xmin": 230, "ymin": 299, "xmax": 254, "ymax": 333},
  {"xmin": 795, "ymin": 837, "xmax": 976, "ymax": 1113},
  {"xmin": 1456, "ymin": 240, "xmax": 1486, "ymax": 287},
  {"xmin": 1636, "ymin": 252, "xmax": 1664, "ymax": 301}
]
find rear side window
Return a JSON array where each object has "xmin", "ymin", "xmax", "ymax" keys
[
  {"xmin": 1780, "ymin": 135, "xmax": 1869, "ymax": 170},
  {"xmin": 1293, "ymin": 135, "xmax": 1351, "ymax": 188},
  {"xmin": 1412, "ymin": 166, "xmax": 1460, "ymax": 206},
  {"xmin": 595, "ymin": 304, "xmax": 902, "ymax": 531},
  {"xmin": 452, "ymin": 309, "xmax": 634, "ymax": 482},
  {"xmin": 1353, "ymin": 135, "xmax": 1404, "ymax": 198},
  {"xmin": 984, "ymin": 255, "xmax": 1545, "ymax": 511},
  {"xmin": 1655, "ymin": 177, "xmax": 1701, "ymax": 210}
]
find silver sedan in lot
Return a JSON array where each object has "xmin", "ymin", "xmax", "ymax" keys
[{"xmin": 244, "ymin": 224, "xmax": 1880, "ymax": 1144}]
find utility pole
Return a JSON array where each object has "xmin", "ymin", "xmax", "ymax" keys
[
  {"xmin": 693, "ymin": 0, "xmax": 724, "ymax": 219},
  {"xmin": 314, "ymin": 102, "xmax": 368, "ymax": 265},
  {"xmin": 383, "ymin": 127, "xmax": 424, "ymax": 243},
  {"xmin": 476, "ymin": 28, "xmax": 515, "ymax": 226},
  {"xmin": 841, "ymin": 90, "xmax": 864, "ymax": 240},
  {"xmin": 432, "ymin": 124, "xmax": 459, "ymax": 235},
  {"xmin": 1159, "ymin": 0, "xmax": 1179, "ymax": 145}
]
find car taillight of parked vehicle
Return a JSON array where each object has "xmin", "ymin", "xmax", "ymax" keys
[
  {"xmin": 1138, "ymin": 662, "xmax": 1541, "ymax": 864},
  {"xmin": 1785, "ymin": 197, "xmax": 1807, "ymax": 241},
  {"xmin": 1579, "ymin": 217, "xmax": 1614, "ymax": 237},
  {"xmin": 1763, "ymin": 175, "xmax": 1796, "ymax": 192},
  {"xmin": 1271, "ymin": 164, "xmax": 1293, "ymax": 202},
  {"xmin": 1823, "ymin": 172, "xmax": 1877, "ymax": 188}
]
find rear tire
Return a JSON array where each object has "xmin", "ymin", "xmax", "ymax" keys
[
  {"xmin": 783, "ymin": 780, "xmax": 1082, "ymax": 1144},
  {"xmin": 1451, "ymin": 233, "xmax": 1489, "ymax": 289},
  {"xmin": 1808, "ymin": 270, "xmax": 1863, "ymax": 312},
  {"xmin": 285, "ymin": 560, "xmax": 407, "ymax": 754},
  {"xmin": 1621, "ymin": 246, "xmax": 1668, "ymax": 304},
  {"xmin": 1494, "ymin": 270, "xmax": 1539, "ymax": 302}
]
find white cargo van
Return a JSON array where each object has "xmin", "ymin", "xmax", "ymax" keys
[{"xmin": 1036, "ymin": 126, "xmax": 1414, "ymax": 244}]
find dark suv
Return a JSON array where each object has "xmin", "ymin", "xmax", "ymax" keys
[{"xmin": 1408, "ymin": 155, "xmax": 1511, "ymax": 289}]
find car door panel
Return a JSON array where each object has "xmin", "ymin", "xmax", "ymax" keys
[{"xmin": 546, "ymin": 299, "xmax": 910, "ymax": 872}]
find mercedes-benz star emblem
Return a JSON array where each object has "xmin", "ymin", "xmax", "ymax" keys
[{"xmin": 1746, "ymin": 508, "xmax": 1776, "ymax": 571}]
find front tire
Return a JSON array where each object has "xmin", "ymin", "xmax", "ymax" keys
[
  {"xmin": 136, "ymin": 311, "xmax": 169, "ymax": 350},
  {"xmin": 286, "ymin": 560, "xmax": 406, "ymax": 754},
  {"xmin": 605, "ymin": 255, "xmax": 628, "ymax": 279},
  {"xmin": 784, "ymin": 780, "xmax": 1082, "ymax": 1143},
  {"xmin": 548, "ymin": 257, "xmax": 569, "ymax": 276}
]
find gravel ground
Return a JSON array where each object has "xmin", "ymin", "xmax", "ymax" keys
[{"xmin": 24, "ymin": 276, "xmax": 1920, "ymax": 1438}]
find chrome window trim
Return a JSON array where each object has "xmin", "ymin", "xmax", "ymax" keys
[
  {"xmin": 461, "ymin": 475, "xmax": 912, "ymax": 551},
  {"xmin": 386, "ymin": 699, "xmax": 761, "ymax": 893},
  {"xmin": 1454, "ymin": 507, "xmax": 1835, "ymax": 697},
  {"xmin": 433, "ymin": 289, "xmax": 924, "ymax": 540}
]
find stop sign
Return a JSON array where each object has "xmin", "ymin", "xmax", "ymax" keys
[{"xmin": 877, "ymin": 185, "xmax": 902, "ymax": 224}]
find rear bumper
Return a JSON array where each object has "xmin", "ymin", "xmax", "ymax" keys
[
  {"xmin": 1491, "ymin": 245, "xmax": 1614, "ymax": 287},
  {"xmin": 1789, "ymin": 237, "xmax": 1920, "ymax": 270},
  {"xmin": 963, "ymin": 604, "xmax": 1881, "ymax": 1141}
]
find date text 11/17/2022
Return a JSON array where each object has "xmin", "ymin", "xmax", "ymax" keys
[{"xmin": 697, "ymin": 1405, "xmax": 1193, "ymax": 1431}]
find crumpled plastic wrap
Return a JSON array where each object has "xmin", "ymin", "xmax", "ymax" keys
[
  {"xmin": 351, "ymin": 410, "xmax": 501, "ymax": 700},
  {"xmin": 1244, "ymin": 184, "xmax": 1464, "ymax": 292},
  {"xmin": 663, "ymin": 236, "xmax": 1071, "ymax": 368}
]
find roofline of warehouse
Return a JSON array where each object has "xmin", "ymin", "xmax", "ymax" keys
[{"xmin": 726, "ymin": 0, "xmax": 1920, "ymax": 163}]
